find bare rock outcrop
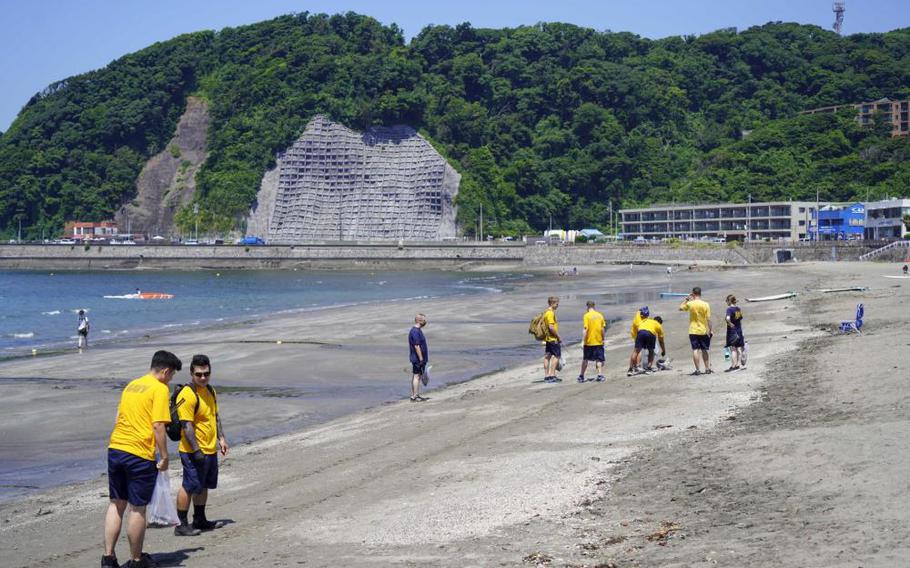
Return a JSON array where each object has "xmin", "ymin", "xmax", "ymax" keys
[{"xmin": 116, "ymin": 96, "xmax": 210, "ymax": 237}]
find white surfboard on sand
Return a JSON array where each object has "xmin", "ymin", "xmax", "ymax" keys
[
  {"xmin": 745, "ymin": 292, "xmax": 797, "ymax": 302},
  {"xmin": 882, "ymin": 275, "xmax": 910, "ymax": 279}
]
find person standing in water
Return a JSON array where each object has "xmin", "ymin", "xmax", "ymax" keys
[{"xmin": 77, "ymin": 309, "xmax": 90, "ymax": 352}]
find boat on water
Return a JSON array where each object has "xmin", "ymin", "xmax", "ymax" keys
[
  {"xmin": 745, "ymin": 292, "xmax": 797, "ymax": 302},
  {"xmin": 103, "ymin": 292, "xmax": 175, "ymax": 300},
  {"xmin": 659, "ymin": 292, "xmax": 689, "ymax": 298}
]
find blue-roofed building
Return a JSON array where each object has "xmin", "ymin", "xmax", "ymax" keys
[{"xmin": 809, "ymin": 203, "xmax": 865, "ymax": 241}]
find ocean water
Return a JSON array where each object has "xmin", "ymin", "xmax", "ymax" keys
[{"xmin": 0, "ymin": 269, "xmax": 525, "ymax": 356}]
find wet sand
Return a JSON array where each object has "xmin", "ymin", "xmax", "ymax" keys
[{"xmin": 1, "ymin": 262, "xmax": 905, "ymax": 567}]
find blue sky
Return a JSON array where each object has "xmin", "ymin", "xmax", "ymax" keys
[{"xmin": 1, "ymin": 0, "xmax": 908, "ymax": 131}]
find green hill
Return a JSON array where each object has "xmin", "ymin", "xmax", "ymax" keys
[{"xmin": 1, "ymin": 12, "xmax": 909, "ymax": 238}]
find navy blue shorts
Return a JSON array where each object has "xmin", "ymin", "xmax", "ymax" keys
[
  {"xmin": 583, "ymin": 345, "xmax": 605, "ymax": 362},
  {"xmin": 726, "ymin": 331, "xmax": 745, "ymax": 348},
  {"xmin": 108, "ymin": 448, "xmax": 157, "ymax": 506},
  {"xmin": 635, "ymin": 330, "xmax": 656, "ymax": 351},
  {"xmin": 689, "ymin": 334, "xmax": 711, "ymax": 351},
  {"xmin": 544, "ymin": 341, "xmax": 561, "ymax": 358},
  {"xmin": 180, "ymin": 452, "xmax": 219, "ymax": 494},
  {"xmin": 411, "ymin": 361, "xmax": 426, "ymax": 375}
]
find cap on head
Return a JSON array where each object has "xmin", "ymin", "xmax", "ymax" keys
[
  {"xmin": 692, "ymin": 286, "xmax": 702, "ymax": 296},
  {"xmin": 640, "ymin": 306, "xmax": 649, "ymax": 317}
]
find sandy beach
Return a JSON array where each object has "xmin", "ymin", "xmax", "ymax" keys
[{"xmin": 0, "ymin": 261, "xmax": 906, "ymax": 567}]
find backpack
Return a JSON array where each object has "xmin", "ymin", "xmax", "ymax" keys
[
  {"xmin": 165, "ymin": 384, "xmax": 216, "ymax": 442},
  {"xmin": 529, "ymin": 311, "xmax": 550, "ymax": 341}
]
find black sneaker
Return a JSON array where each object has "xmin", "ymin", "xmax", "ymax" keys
[
  {"xmin": 123, "ymin": 554, "xmax": 156, "ymax": 568},
  {"xmin": 193, "ymin": 519, "xmax": 224, "ymax": 531},
  {"xmin": 101, "ymin": 554, "xmax": 119, "ymax": 568},
  {"xmin": 576, "ymin": 375, "xmax": 586, "ymax": 383},
  {"xmin": 174, "ymin": 523, "xmax": 201, "ymax": 537}
]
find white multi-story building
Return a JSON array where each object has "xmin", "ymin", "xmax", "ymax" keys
[
  {"xmin": 619, "ymin": 201, "xmax": 820, "ymax": 242},
  {"xmin": 863, "ymin": 198, "xmax": 910, "ymax": 240}
]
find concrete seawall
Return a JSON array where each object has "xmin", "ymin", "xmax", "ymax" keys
[{"xmin": 0, "ymin": 241, "xmax": 899, "ymax": 270}]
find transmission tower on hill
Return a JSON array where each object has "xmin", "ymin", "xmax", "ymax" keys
[{"xmin": 833, "ymin": 1, "xmax": 845, "ymax": 35}]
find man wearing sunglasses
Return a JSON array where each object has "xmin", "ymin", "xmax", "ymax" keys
[{"xmin": 173, "ymin": 354, "xmax": 229, "ymax": 536}]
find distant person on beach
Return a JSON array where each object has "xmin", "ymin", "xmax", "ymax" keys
[
  {"xmin": 578, "ymin": 301, "xmax": 606, "ymax": 383},
  {"xmin": 634, "ymin": 314, "xmax": 666, "ymax": 374},
  {"xmin": 77, "ymin": 309, "xmax": 90, "ymax": 352},
  {"xmin": 543, "ymin": 296, "xmax": 562, "ymax": 383},
  {"xmin": 904, "ymin": 265, "xmax": 908, "ymax": 275},
  {"xmin": 627, "ymin": 306, "xmax": 647, "ymax": 376},
  {"xmin": 174, "ymin": 354, "xmax": 229, "ymax": 536},
  {"xmin": 724, "ymin": 295, "xmax": 746, "ymax": 372},
  {"xmin": 102, "ymin": 350, "xmax": 181, "ymax": 568},
  {"xmin": 680, "ymin": 287, "xmax": 713, "ymax": 375},
  {"xmin": 409, "ymin": 314, "xmax": 429, "ymax": 401}
]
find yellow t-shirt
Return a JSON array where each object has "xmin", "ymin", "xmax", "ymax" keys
[
  {"xmin": 583, "ymin": 310, "xmax": 605, "ymax": 346},
  {"xmin": 681, "ymin": 298, "xmax": 711, "ymax": 335},
  {"xmin": 637, "ymin": 318, "xmax": 664, "ymax": 341},
  {"xmin": 176, "ymin": 385, "xmax": 219, "ymax": 455},
  {"xmin": 544, "ymin": 308, "xmax": 559, "ymax": 343},
  {"xmin": 630, "ymin": 310, "xmax": 643, "ymax": 339},
  {"xmin": 109, "ymin": 373, "xmax": 170, "ymax": 461}
]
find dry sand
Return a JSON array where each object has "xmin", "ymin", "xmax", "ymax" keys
[{"xmin": 0, "ymin": 262, "xmax": 906, "ymax": 567}]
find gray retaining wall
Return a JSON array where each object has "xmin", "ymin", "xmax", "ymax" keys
[{"xmin": 0, "ymin": 241, "xmax": 901, "ymax": 270}]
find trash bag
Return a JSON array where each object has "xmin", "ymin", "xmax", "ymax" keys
[
  {"xmin": 146, "ymin": 471, "xmax": 179, "ymax": 527},
  {"xmin": 420, "ymin": 364, "xmax": 431, "ymax": 386},
  {"xmin": 742, "ymin": 342, "xmax": 749, "ymax": 366},
  {"xmin": 556, "ymin": 356, "xmax": 566, "ymax": 371}
]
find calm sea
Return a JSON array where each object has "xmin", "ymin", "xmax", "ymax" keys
[{"xmin": 0, "ymin": 269, "xmax": 524, "ymax": 356}]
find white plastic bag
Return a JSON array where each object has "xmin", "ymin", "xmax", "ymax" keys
[{"xmin": 146, "ymin": 471, "xmax": 179, "ymax": 527}]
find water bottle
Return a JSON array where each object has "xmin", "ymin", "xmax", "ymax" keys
[{"xmin": 723, "ymin": 346, "xmax": 731, "ymax": 361}]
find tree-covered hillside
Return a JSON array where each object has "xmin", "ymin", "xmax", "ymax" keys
[{"xmin": 1, "ymin": 12, "xmax": 909, "ymax": 238}]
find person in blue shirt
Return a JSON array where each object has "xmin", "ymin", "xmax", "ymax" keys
[
  {"xmin": 724, "ymin": 295, "xmax": 745, "ymax": 372},
  {"xmin": 408, "ymin": 314, "xmax": 429, "ymax": 402}
]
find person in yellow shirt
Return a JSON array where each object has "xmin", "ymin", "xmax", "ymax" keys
[
  {"xmin": 679, "ymin": 286, "xmax": 713, "ymax": 375},
  {"xmin": 579, "ymin": 301, "xmax": 606, "ymax": 383},
  {"xmin": 627, "ymin": 306, "xmax": 648, "ymax": 376},
  {"xmin": 173, "ymin": 354, "xmax": 229, "ymax": 536},
  {"xmin": 634, "ymin": 315, "xmax": 667, "ymax": 374},
  {"xmin": 103, "ymin": 350, "xmax": 181, "ymax": 568},
  {"xmin": 542, "ymin": 296, "xmax": 562, "ymax": 383}
]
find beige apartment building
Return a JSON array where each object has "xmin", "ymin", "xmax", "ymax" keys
[
  {"xmin": 801, "ymin": 98, "xmax": 910, "ymax": 137},
  {"xmin": 620, "ymin": 201, "xmax": 820, "ymax": 242}
]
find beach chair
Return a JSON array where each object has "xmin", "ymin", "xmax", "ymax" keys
[{"xmin": 839, "ymin": 303, "xmax": 864, "ymax": 334}]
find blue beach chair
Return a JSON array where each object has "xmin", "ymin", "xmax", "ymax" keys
[{"xmin": 840, "ymin": 303, "xmax": 864, "ymax": 334}]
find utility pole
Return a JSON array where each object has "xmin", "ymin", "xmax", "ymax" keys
[
  {"xmin": 815, "ymin": 187, "xmax": 822, "ymax": 242},
  {"xmin": 479, "ymin": 203, "xmax": 484, "ymax": 242},
  {"xmin": 746, "ymin": 194, "xmax": 752, "ymax": 244},
  {"xmin": 18, "ymin": 218, "xmax": 22, "ymax": 242},
  {"xmin": 193, "ymin": 203, "xmax": 199, "ymax": 241},
  {"xmin": 608, "ymin": 199, "xmax": 613, "ymax": 235}
]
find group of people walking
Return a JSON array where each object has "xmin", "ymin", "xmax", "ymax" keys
[
  {"xmin": 535, "ymin": 286, "xmax": 747, "ymax": 383},
  {"xmin": 103, "ymin": 351, "xmax": 228, "ymax": 568}
]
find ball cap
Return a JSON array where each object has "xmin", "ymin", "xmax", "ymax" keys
[{"xmin": 639, "ymin": 306, "xmax": 650, "ymax": 317}]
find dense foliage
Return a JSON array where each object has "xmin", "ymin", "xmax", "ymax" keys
[{"xmin": 1, "ymin": 12, "xmax": 909, "ymax": 238}]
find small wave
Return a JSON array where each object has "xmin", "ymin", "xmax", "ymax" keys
[
  {"xmin": 10, "ymin": 332, "xmax": 35, "ymax": 338},
  {"xmin": 41, "ymin": 310, "xmax": 61, "ymax": 315},
  {"xmin": 162, "ymin": 323, "xmax": 183, "ymax": 329},
  {"xmin": 101, "ymin": 330, "xmax": 112, "ymax": 334}
]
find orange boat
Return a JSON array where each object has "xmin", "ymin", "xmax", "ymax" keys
[{"xmin": 137, "ymin": 292, "xmax": 174, "ymax": 300}]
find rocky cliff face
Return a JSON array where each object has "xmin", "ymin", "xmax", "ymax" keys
[
  {"xmin": 116, "ymin": 96, "xmax": 210, "ymax": 237},
  {"xmin": 248, "ymin": 115, "xmax": 459, "ymax": 242}
]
